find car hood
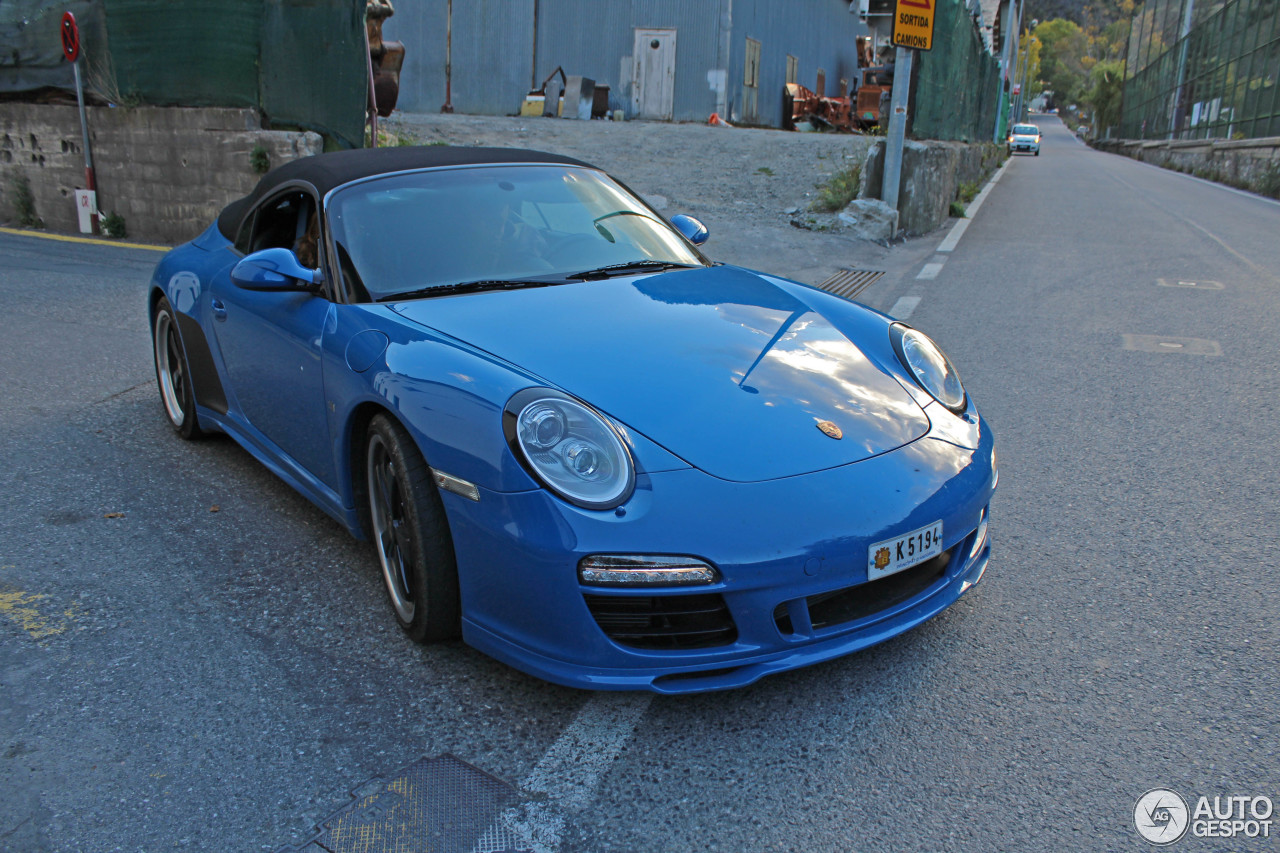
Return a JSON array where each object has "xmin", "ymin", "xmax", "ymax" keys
[{"xmin": 388, "ymin": 266, "xmax": 930, "ymax": 482}]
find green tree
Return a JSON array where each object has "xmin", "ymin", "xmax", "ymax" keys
[
  {"xmin": 1015, "ymin": 34, "xmax": 1044, "ymax": 98},
  {"xmin": 1084, "ymin": 59, "xmax": 1125, "ymax": 132},
  {"xmin": 1035, "ymin": 18, "xmax": 1090, "ymax": 107},
  {"xmin": 1083, "ymin": 0, "xmax": 1137, "ymax": 54}
]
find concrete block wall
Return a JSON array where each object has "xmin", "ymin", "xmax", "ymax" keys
[
  {"xmin": 1093, "ymin": 136, "xmax": 1280, "ymax": 199},
  {"xmin": 861, "ymin": 139, "xmax": 1005, "ymax": 235},
  {"xmin": 0, "ymin": 105, "xmax": 323, "ymax": 245}
]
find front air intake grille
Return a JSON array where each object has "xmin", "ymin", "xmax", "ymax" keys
[
  {"xmin": 775, "ymin": 549, "xmax": 952, "ymax": 635},
  {"xmin": 584, "ymin": 592, "xmax": 737, "ymax": 650}
]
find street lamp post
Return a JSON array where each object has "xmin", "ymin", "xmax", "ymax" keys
[
  {"xmin": 993, "ymin": 0, "xmax": 1022, "ymax": 143},
  {"xmin": 1012, "ymin": 20, "xmax": 1037, "ymax": 122},
  {"xmin": 1022, "ymin": 21, "xmax": 1038, "ymax": 118}
]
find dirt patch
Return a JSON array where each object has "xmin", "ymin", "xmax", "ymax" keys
[{"xmin": 386, "ymin": 112, "xmax": 914, "ymax": 290}]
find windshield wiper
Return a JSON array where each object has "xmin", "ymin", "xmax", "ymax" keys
[
  {"xmin": 378, "ymin": 278, "xmax": 568, "ymax": 302},
  {"xmin": 568, "ymin": 260, "xmax": 701, "ymax": 281}
]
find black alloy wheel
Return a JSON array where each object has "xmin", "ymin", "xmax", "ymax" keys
[{"xmin": 365, "ymin": 414, "xmax": 461, "ymax": 642}]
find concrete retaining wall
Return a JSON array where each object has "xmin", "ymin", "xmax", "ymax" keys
[
  {"xmin": 1093, "ymin": 136, "xmax": 1280, "ymax": 200},
  {"xmin": 0, "ymin": 105, "xmax": 323, "ymax": 245},
  {"xmin": 861, "ymin": 138, "xmax": 1006, "ymax": 235},
  {"xmin": 2, "ymin": 101, "xmax": 1007, "ymax": 245}
]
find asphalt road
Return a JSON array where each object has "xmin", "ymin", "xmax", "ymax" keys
[{"xmin": 2, "ymin": 118, "xmax": 1278, "ymax": 853}]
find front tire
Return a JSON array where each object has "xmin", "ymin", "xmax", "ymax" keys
[
  {"xmin": 365, "ymin": 414, "xmax": 461, "ymax": 642},
  {"xmin": 152, "ymin": 297, "xmax": 204, "ymax": 439}
]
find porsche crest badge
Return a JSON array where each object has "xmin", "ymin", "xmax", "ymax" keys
[{"xmin": 816, "ymin": 420, "xmax": 843, "ymax": 440}]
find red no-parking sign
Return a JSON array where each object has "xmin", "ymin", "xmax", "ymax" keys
[{"xmin": 61, "ymin": 11, "xmax": 80, "ymax": 63}]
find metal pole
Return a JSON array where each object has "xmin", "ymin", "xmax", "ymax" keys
[
  {"xmin": 1017, "ymin": 31, "xmax": 1033, "ymax": 120},
  {"xmin": 1012, "ymin": 36, "xmax": 1023, "ymax": 120},
  {"xmin": 363, "ymin": 18, "xmax": 379, "ymax": 146},
  {"xmin": 1169, "ymin": 0, "xmax": 1195, "ymax": 138},
  {"xmin": 72, "ymin": 58, "xmax": 98, "ymax": 234},
  {"xmin": 441, "ymin": 0, "xmax": 454, "ymax": 113},
  {"xmin": 1023, "ymin": 38, "xmax": 1032, "ymax": 118},
  {"xmin": 882, "ymin": 46, "xmax": 914, "ymax": 236},
  {"xmin": 531, "ymin": 0, "xmax": 539, "ymax": 90},
  {"xmin": 988, "ymin": 0, "xmax": 1018, "ymax": 142},
  {"xmin": 1013, "ymin": 24, "xmax": 1033, "ymax": 122},
  {"xmin": 994, "ymin": 0, "xmax": 1021, "ymax": 142},
  {"xmin": 716, "ymin": 0, "xmax": 733, "ymax": 120}
]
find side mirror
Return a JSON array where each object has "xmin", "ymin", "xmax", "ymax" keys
[
  {"xmin": 670, "ymin": 214, "xmax": 709, "ymax": 246},
  {"xmin": 231, "ymin": 248, "xmax": 324, "ymax": 291}
]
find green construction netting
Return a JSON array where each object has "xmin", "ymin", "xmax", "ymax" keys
[
  {"xmin": 0, "ymin": 0, "xmax": 107, "ymax": 92},
  {"xmin": 1, "ymin": 0, "xmax": 366, "ymax": 149},
  {"xmin": 911, "ymin": 0, "xmax": 1002, "ymax": 142},
  {"xmin": 103, "ymin": 0, "xmax": 261, "ymax": 109},
  {"xmin": 261, "ymin": 0, "xmax": 369, "ymax": 149}
]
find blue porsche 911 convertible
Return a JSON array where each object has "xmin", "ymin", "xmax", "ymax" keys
[{"xmin": 149, "ymin": 146, "xmax": 996, "ymax": 693}]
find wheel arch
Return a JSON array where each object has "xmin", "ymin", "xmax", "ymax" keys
[
  {"xmin": 148, "ymin": 285, "xmax": 166, "ymax": 325},
  {"xmin": 344, "ymin": 401, "xmax": 431, "ymax": 541},
  {"xmin": 150, "ymin": 285, "xmax": 230, "ymax": 418}
]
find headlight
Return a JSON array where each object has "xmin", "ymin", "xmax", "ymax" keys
[
  {"xmin": 890, "ymin": 324, "xmax": 966, "ymax": 411},
  {"xmin": 504, "ymin": 389, "xmax": 635, "ymax": 510}
]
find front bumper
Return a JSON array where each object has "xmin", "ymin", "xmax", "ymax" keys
[{"xmin": 446, "ymin": 408, "xmax": 997, "ymax": 693}]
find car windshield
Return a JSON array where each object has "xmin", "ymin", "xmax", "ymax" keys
[
  {"xmin": 1013, "ymin": 126, "xmax": 1038, "ymax": 135},
  {"xmin": 326, "ymin": 164, "xmax": 706, "ymax": 301}
]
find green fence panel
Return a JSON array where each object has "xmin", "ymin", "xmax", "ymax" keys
[
  {"xmin": 103, "ymin": 0, "xmax": 261, "ymax": 107},
  {"xmin": 261, "ymin": 0, "xmax": 368, "ymax": 150},
  {"xmin": 1121, "ymin": 0, "xmax": 1280, "ymax": 139},
  {"xmin": 912, "ymin": 0, "xmax": 1002, "ymax": 141}
]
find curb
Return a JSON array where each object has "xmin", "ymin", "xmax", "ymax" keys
[{"xmin": 0, "ymin": 226, "xmax": 170, "ymax": 252}]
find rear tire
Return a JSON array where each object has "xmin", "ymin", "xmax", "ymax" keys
[
  {"xmin": 152, "ymin": 297, "xmax": 204, "ymax": 440},
  {"xmin": 365, "ymin": 414, "xmax": 461, "ymax": 642}
]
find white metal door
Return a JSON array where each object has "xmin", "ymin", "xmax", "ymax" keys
[{"xmin": 632, "ymin": 28, "xmax": 676, "ymax": 120}]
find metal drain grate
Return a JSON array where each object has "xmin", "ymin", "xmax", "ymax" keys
[
  {"xmin": 278, "ymin": 755, "xmax": 533, "ymax": 853},
  {"xmin": 814, "ymin": 268, "xmax": 885, "ymax": 302}
]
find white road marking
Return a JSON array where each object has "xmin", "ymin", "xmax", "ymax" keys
[
  {"xmin": 886, "ymin": 151, "xmax": 1009, "ymax": 331},
  {"xmin": 1157, "ymin": 278, "xmax": 1224, "ymax": 290},
  {"xmin": 890, "ymin": 296, "xmax": 921, "ymax": 319},
  {"xmin": 521, "ymin": 692, "xmax": 651, "ymax": 810},
  {"xmin": 916, "ymin": 262, "xmax": 945, "ymax": 280},
  {"xmin": 936, "ymin": 218, "xmax": 970, "ymax": 252},
  {"xmin": 472, "ymin": 692, "xmax": 653, "ymax": 853},
  {"xmin": 937, "ymin": 156, "xmax": 1010, "ymax": 253}
]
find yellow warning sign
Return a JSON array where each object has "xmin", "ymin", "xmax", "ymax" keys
[{"xmin": 892, "ymin": 0, "xmax": 936, "ymax": 51}]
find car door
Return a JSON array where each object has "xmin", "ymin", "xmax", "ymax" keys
[{"xmin": 209, "ymin": 189, "xmax": 338, "ymax": 488}]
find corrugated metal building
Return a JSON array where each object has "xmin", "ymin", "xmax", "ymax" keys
[{"xmin": 386, "ymin": 0, "xmax": 869, "ymax": 126}]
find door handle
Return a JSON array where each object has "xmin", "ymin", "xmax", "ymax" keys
[{"xmin": 211, "ymin": 298, "xmax": 227, "ymax": 321}]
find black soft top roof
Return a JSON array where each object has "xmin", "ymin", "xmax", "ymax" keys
[{"xmin": 216, "ymin": 145, "xmax": 595, "ymax": 240}]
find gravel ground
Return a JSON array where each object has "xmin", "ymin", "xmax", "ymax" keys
[{"xmin": 385, "ymin": 112, "xmax": 942, "ymax": 297}]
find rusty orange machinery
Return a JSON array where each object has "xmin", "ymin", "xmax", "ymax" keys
[
  {"xmin": 784, "ymin": 37, "xmax": 890, "ymax": 132},
  {"xmin": 854, "ymin": 68, "xmax": 890, "ymax": 127},
  {"xmin": 783, "ymin": 73, "xmax": 888, "ymax": 132},
  {"xmin": 783, "ymin": 83, "xmax": 854, "ymax": 131}
]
